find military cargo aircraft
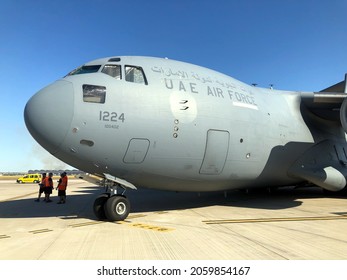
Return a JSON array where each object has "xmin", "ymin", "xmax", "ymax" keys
[{"xmin": 24, "ymin": 56, "xmax": 347, "ymax": 221}]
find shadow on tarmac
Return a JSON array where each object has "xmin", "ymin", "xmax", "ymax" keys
[{"xmin": 0, "ymin": 184, "xmax": 337, "ymax": 221}]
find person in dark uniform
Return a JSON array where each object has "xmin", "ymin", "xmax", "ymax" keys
[
  {"xmin": 56, "ymin": 172, "xmax": 68, "ymax": 204},
  {"xmin": 35, "ymin": 173, "xmax": 46, "ymax": 202}
]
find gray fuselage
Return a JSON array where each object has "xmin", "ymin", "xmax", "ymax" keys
[{"xmin": 25, "ymin": 56, "xmax": 346, "ymax": 192}]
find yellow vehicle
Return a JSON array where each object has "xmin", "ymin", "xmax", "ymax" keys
[{"xmin": 16, "ymin": 173, "xmax": 42, "ymax": 184}]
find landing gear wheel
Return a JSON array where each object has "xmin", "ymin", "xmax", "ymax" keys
[
  {"xmin": 93, "ymin": 193, "xmax": 109, "ymax": 220},
  {"xmin": 104, "ymin": 195, "xmax": 130, "ymax": 221}
]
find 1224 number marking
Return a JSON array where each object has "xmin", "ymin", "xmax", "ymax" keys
[{"xmin": 99, "ymin": 111, "xmax": 125, "ymax": 122}]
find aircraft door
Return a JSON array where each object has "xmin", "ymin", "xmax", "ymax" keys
[
  {"xmin": 200, "ymin": 130, "xmax": 230, "ymax": 175},
  {"xmin": 123, "ymin": 138, "xmax": 150, "ymax": 163}
]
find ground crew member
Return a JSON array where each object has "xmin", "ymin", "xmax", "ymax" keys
[
  {"xmin": 44, "ymin": 172, "xmax": 54, "ymax": 202},
  {"xmin": 35, "ymin": 173, "xmax": 46, "ymax": 202},
  {"xmin": 56, "ymin": 172, "xmax": 68, "ymax": 204}
]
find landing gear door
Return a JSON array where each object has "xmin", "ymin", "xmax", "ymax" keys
[{"xmin": 200, "ymin": 130, "xmax": 230, "ymax": 175}]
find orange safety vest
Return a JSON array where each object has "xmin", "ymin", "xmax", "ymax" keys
[
  {"xmin": 40, "ymin": 177, "xmax": 47, "ymax": 185},
  {"xmin": 45, "ymin": 177, "xmax": 53, "ymax": 188},
  {"xmin": 58, "ymin": 176, "xmax": 68, "ymax": 191}
]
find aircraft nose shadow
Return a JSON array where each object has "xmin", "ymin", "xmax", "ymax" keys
[
  {"xmin": 0, "ymin": 187, "xmax": 101, "ymax": 220},
  {"xmin": 0, "ymin": 185, "xmax": 326, "ymax": 220}
]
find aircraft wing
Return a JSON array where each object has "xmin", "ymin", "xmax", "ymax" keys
[
  {"xmin": 301, "ymin": 74, "xmax": 347, "ymax": 124},
  {"xmin": 320, "ymin": 77, "xmax": 347, "ymax": 93}
]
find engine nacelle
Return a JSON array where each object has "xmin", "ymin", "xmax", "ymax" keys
[{"xmin": 288, "ymin": 140, "xmax": 347, "ymax": 192}]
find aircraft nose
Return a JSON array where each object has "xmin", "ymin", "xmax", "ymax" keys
[{"xmin": 24, "ymin": 80, "xmax": 74, "ymax": 155}]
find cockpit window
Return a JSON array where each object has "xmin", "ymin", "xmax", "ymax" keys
[
  {"xmin": 67, "ymin": 65, "xmax": 101, "ymax": 76},
  {"xmin": 82, "ymin": 84, "xmax": 106, "ymax": 104},
  {"xmin": 101, "ymin": 65, "xmax": 122, "ymax": 79},
  {"xmin": 125, "ymin": 65, "xmax": 147, "ymax": 85}
]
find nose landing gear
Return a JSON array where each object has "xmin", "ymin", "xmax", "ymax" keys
[{"xmin": 93, "ymin": 174, "xmax": 136, "ymax": 222}]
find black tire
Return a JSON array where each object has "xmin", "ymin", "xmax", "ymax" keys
[
  {"xmin": 104, "ymin": 195, "xmax": 130, "ymax": 221},
  {"xmin": 93, "ymin": 194, "xmax": 109, "ymax": 220}
]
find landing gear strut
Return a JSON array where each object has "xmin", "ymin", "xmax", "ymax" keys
[{"xmin": 92, "ymin": 174, "xmax": 136, "ymax": 222}]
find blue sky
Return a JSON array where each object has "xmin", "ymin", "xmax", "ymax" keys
[{"xmin": 1, "ymin": 0, "xmax": 347, "ymax": 172}]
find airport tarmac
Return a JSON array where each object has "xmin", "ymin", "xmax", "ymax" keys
[{"xmin": 1, "ymin": 179, "xmax": 347, "ymax": 260}]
